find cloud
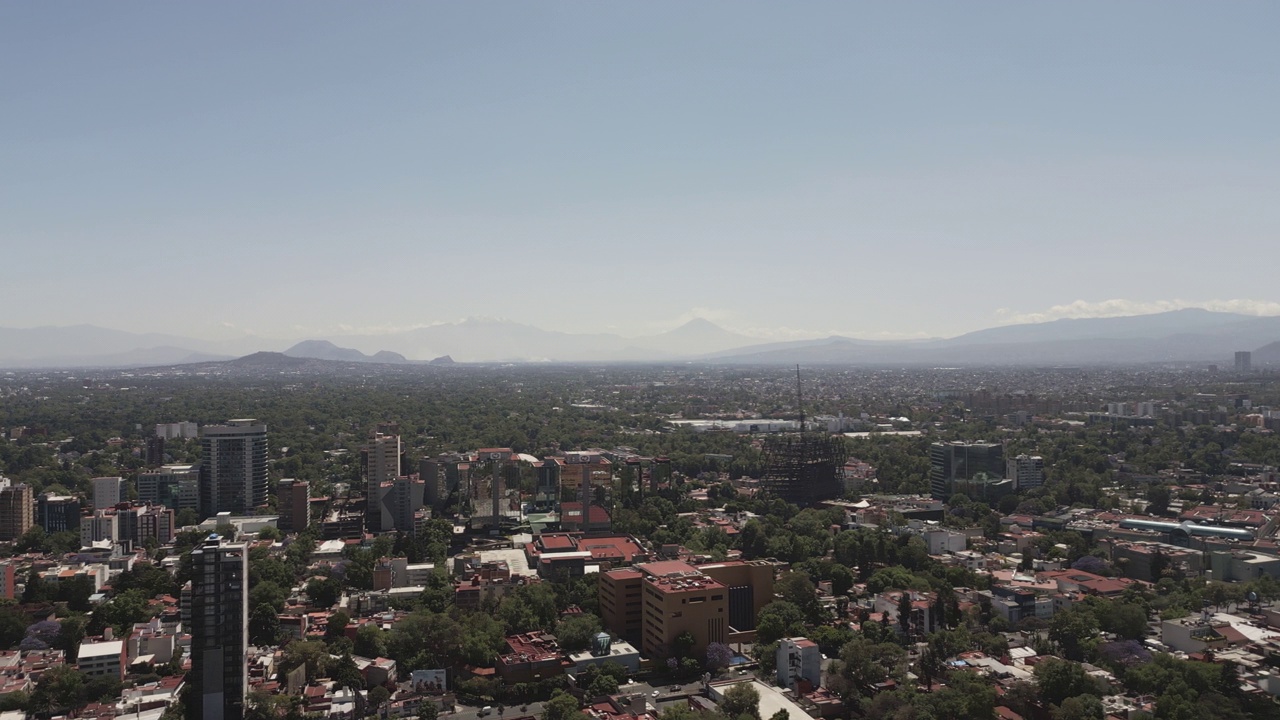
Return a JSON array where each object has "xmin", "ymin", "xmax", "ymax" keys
[{"xmin": 995, "ymin": 299, "xmax": 1280, "ymax": 325}]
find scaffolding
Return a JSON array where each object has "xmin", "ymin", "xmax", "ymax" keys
[
  {"xmin": 759, "ymin": 433, "xmax": 846, "ymax": 506},
  {"xmin": 759, "ymin": 366, "xmax": 846, "ymax": 506}
]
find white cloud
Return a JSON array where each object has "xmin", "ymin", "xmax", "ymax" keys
[{"xmin": 995, "ymin": 299, "xmax": 1280, "ymax": 325}]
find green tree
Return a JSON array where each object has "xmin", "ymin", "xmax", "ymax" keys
[
  {"xmin": 30, "ymin": 665, "xmax": 85, "ymax": 713},
  {"xmin": 1035, "ymin": 658, "xmax": 1101, "ymax": 707},
  {"xmin": 720, "ymin": 683, "xmax": 760, "ymax": 719},
  {"xmin": 755, "ymin": 601, "xmax": 805, "ymax": 645},
  {"xmin": 543, "ymin": 692, "xmax": 586, "ymax": 720},
  {"xmin": 554, "ymin": 614, "xmax": 602, "ymax": 652},
  {"xmin": 1049, "ymin": 607, "xmax": 1099, "ymax": 662},
  {"xmin": 368, "ymin": 685, "xmax": 391, "ymax": 711},
  {"xmin": 1053, "ymin": 694, "xmax": 1104, "ymax": 720},
  {"xmin": 249, "ymin": 603, "xmax": 281, "ymax": 646}
]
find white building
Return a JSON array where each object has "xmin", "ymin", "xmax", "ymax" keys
[
  {"xmin": 923, "ymin": 529, "xmax": 968, "ymax": 555},
  {"xmin": 81, "ymin": 510, "xmax": 120, "ymax": 546},
  {"xmin": 1006, "ymin": 455, "xmax": 1045, "ymax": 491},
  {"xmin": 77, "ymin": 637, "xmax": 124, "ymax": 680},
  {"xmin": 92, "ymin": 476, "xmax": 125, "ymax": 510},
  {"xmin": 155, "ymin": 422, "xmax": 199, "ymax": 440},
  {"xmin": 776, "ymin": 637, "xmax": 822, "ymax": 691}
]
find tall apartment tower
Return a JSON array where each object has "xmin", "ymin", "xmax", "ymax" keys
[
  {"xmin": 0, "ymin": 478, "xmax": 33, "ymax": 541},
  {"xmin": 277, "ymin": 479, "xmax": 310, "ymax": 533},
  {"xmin": 363, "ymin": 427, "xmax": 401, "ymax": 531},
  {"xmin": 189, "ymin": 535, "xmax": 249, "ymax": 720},
  {"xmin": 199, "ymin": 420, "xmax": 268, "ymax": 520},
  {"xmin": 1236, "ymin": 351, "xmax": 1253, "ymax": 373}
]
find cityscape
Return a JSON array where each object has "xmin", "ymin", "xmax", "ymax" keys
[
  {"xmin": 5, "ymin": 3, "xmax": 1280, "ymax": 720},
  {"xmin": 0, "ymin": 358, "xmax": 1279, "ymax": 720}
]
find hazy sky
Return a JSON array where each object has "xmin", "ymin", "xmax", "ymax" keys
[{"xmin": 4, "ymin": 3, "xmax": 1280, "ymax": 343}]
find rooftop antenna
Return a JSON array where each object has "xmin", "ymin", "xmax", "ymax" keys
[{"xmin": 796, "ymin": 364, "xmax": 806, "ymax": 433}]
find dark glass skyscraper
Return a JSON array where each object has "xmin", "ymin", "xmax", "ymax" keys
[{"xmin": 189, "ymin": 534, "xmax": 248, "ymax": 720}]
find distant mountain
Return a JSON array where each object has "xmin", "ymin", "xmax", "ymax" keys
[
  {"xmin": 324, "ymin": 317, "xmax": 753, "ymax": 363},
  {"xmin": 707, "ymin": 310, "xmax": 1280, "ymax": 365},
  {"xmin": 283, "ymin": 340, "xmax": 407, "ymax": 364},
  {"xmin": 0, "ymin": 324, "xmax": 270, "ymax": 368},
  {"xmin": 228, "ymin": 351, "xmax": 311, "ymax": 368},
  {"xmin": 1254, "ymin": 340, "xmax": 1280, "ymax": 367},
  {"xmin": 7, "ymin": 309, "xmax": 1280, "ymax": 368},
  {"xmin": 625, "ymin": 318, "xmax": 757, "ymax": 357}
]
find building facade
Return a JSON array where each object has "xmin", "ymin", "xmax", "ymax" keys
[
  {"xmin": 190, "ymin": 535, "xmax": 249, "ymax": 720},
  {"xmin": 0, "ymin": 478, "xmax": 33, "ymax": 541},
  {"xmin": 92, "ymin": 476, "xmax": 125, "ymax": 510},
  {"xmin": 199, "ymin": 420, "xmax": 268, "ymax": 519},
  {"xmin": 277, "ymin": 479, "xmax": 310, "ymax": 533},
  {"xmin": 1006, "ymin": 454, "xmax": 1045, "ymax": 490},
  {"xmin": 929, "ymin": 442, "xmax": 1005, "ymax": 500}
]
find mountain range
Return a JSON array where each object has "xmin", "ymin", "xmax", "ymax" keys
[{"xmin": 2, "ymin": 309, "xmax": 1280, "ymax": 368}]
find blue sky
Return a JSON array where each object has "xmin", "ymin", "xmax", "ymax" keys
[{"xmin": 3, "ymin": 2, "xmax": 1279, "ymax": 342}]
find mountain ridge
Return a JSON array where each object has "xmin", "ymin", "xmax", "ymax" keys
[{"xmin": 3, "ymin": 309, "xmax": 1280, "ymax": 367}]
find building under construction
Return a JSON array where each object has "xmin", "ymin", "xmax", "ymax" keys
[
  {"xmin": 760, "ymin": 367, "xmax": 847, "ymax": 506},
  {"xmin": 759, "ymin": 432, "xmax": 846, "ymax": 507}
]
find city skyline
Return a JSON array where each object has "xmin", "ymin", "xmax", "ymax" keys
[{"xmin": 4, "ymin": 3, "xmax": 1280, "ymax": 342}]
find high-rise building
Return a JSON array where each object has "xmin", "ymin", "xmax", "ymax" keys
[
  {"xmin": 37, "ymin": 493, "xmax": 81, "ymax": 533},
  {"xmin": 369, "ymin": 475, "xmax": 424, "ymax": 533},
  {"xmin": 363, "ymin": 427, "xmax": 401, "ymax": 531},
  {"xmin": 118, "ymin": 504, "xmax": 175, "ymax": 546},
  {"xmin": 0, "ymin": 478, "xmax": 33, "ymax": 541},
  {"xmin": 138, "ymin": 464, "xmax": 199, "ymax": 511},
  {"xmin": 92, "ymin": 476, "xmax": 125, "ymax": 510},
  {"xmin": 199, "ymin": 420, "xmax": 268, "ymax": 520},
  {"xmin": 929, "ymin": 442, "xmax": 1005, "ymax": 500},
  {"xmin": 1236, "ymin": 351, "xmax": 1253, "ymax": 373},
  {"xmin": 145, "ymin": 436, "xmax": 166, "ymax": 466},
  {"xmin": 277, "ymin": 479, "xmax": 310, "ymax": 533},
  {"xmin": 81, "ymin": 509, "xmax": 120, "ymax": 547},
  {"xmin": 1006, "ymin": 455, "xmax": 1045, "ymax": 491},
  {"xmin": 189, "ymin": 535, "xmax": 249, "ymax": 720},
  {"xmin": 421, "ymin": 453, "xmax": 470, "ymax": 509}
]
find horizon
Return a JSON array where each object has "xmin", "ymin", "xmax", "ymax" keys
[{"xmin": 4, "ymin": 4, "xmax": 1280, "ymax": 344}]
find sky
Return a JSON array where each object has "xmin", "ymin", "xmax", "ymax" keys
[{"xmin": 3, "ymin": 2, "xmax": 1280, "ymax": 344}]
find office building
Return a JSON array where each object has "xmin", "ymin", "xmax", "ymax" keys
[
  {"xmin": 421, "ymin": 453, "xmax": 470, "ymax": 509},
  {"xmin": 600, "ymin": 559, "xmax": 774, "ymax": 660},
  {"xmin": 37, "ymin": 493, "xmax": 81, "ymax": 533},
  {"xmin": 369, "ymin": 475, "xmax": 424, "ymax": 533},
  {"xmin": 199, "ymin": 420, "xmax": 268, "ymax": 519},
  {"xmin": 929, "ymin": 442, "xmax": 1005, "ymax": 500},
  {"xmin": 1236, "ymin": 351, "xmax": 1253, "ymax": 373},
  {"xmin": 138, "ymin": 464, "xmax": 199, "ymax": 511},
  {"xmin": 1006, "ymin": 454, "xmax": 1045, "ymax": 490},
  {"xmin": 0, "ymin": 478, "xmax": 33, "ymax": 541},
  {"xmin": 189, "ymin": 535, "xmax": 249, "ymax": 720},
  {"xmin": 92, "ymin": 476, "xmax": 126, "ymax": 510},
  {"xmin": 277, "ymin": 479, "xmax": 310, "ymax": 533}
]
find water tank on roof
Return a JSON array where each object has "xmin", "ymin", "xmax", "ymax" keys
[{"xmin": 592, "ymin": 632, "xmax": 612, "ymax": 657}]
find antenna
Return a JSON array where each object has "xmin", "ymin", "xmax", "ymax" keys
[{"xmin": 796, "ymin": 365, "xmax": 806, "ymax": 433}]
